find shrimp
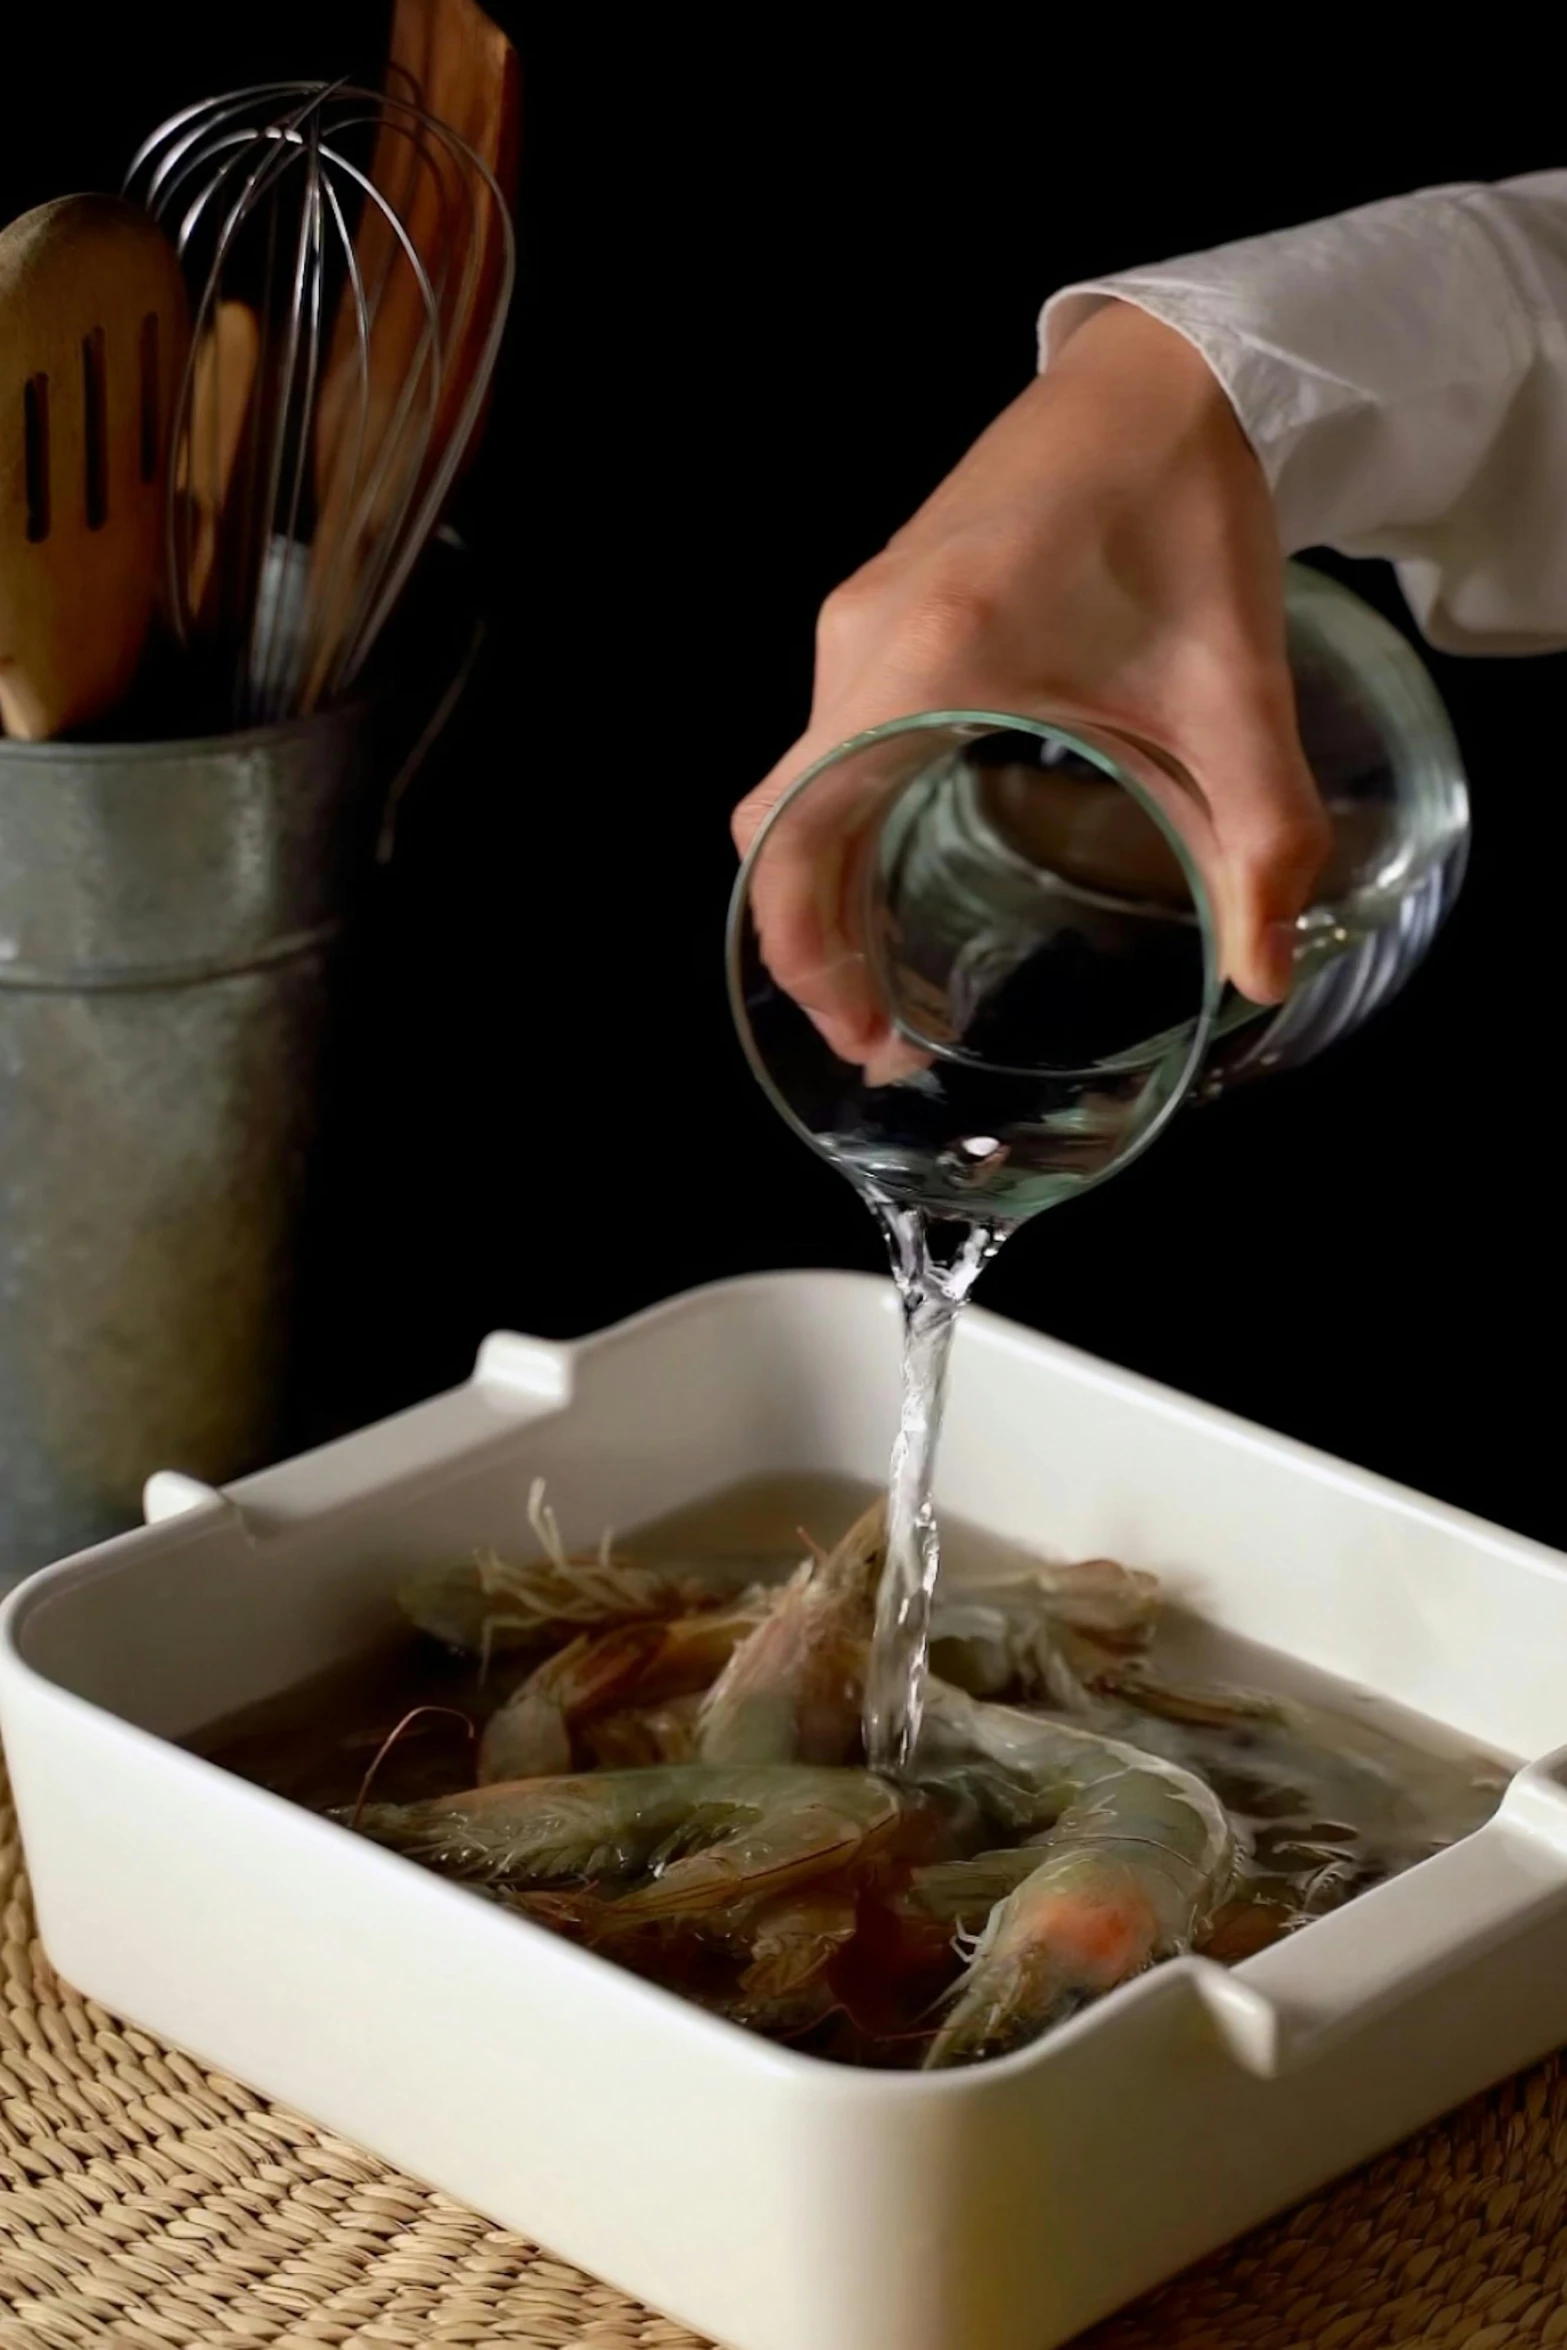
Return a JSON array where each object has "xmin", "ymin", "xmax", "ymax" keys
[
  {"xmin": 355, "ymin": 1764, "xmax": 902, "ymax": 1919},
  {"xmin": 738, "ymin": 1882, "xmax": 861, "ymax": 1999},
  {"xmin": 968, "ymin": 1557, "xmax": 1160, "ymax": 1651},
  {"xmin": 697, "ymin": 1498, "xmax": 886, "ymax": 1764},
  {"xmin": 398, "ymin": 1478, "xmax": 766, "ymax": 1660},
  {"xmin": 928, "ymin": 1568, "xmax": 1287, "ymax": 1727},
  {"xmin": 904, "ymin": 1842, "xmax": 1050, "ymax": 1932},
  {"xmin": 676, "ymin": 1883, "xmax": 862, "ymax": 2039},
  {"xmin": 502, "ymin": 1858, "xmax": 862, "ymax": 2037},
  {"xmin": 928, "ymin": 1556, "xmax": 1157, "ymax": 1711},
  {"xmin": 581, "ymin": 1693, "xmax": 704, "ymax": 1769},
  {"xmin": 478, "ymin": 1594, "xmax": 775, "ymax": 1781},
  {"xmin": 610, "ymin": 1769, "xmax": 900, "ymax": 1922},
  {"xmin": 929, "ymin": 1595, "xmax": 1098, "ymax": 1711},
  {"xmin": 1087, "ymin": 1659, "xmax": 1288, "ymax": 1730},
  {"xmin": 915, "ymin": 1683, "xmax": 1232, "ymax": 2068}
]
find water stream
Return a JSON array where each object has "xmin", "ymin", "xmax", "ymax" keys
[{"xmin": 861, "ymin": 1204, "xmax": 1003, "ymax": 1774}]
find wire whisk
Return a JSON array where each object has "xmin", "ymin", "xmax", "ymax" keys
[{"xmin": 126, "ymin": 79, "xmax": 514, "ymax": 724}]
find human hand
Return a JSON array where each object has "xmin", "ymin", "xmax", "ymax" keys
[{"xmin": 732, "ymin": 301, "xmax": 1331, "ymax": 1069}]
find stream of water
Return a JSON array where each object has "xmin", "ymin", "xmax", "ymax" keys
[{"xmin": 861, "ymin": 1204, "xmax": 1003, "ymax": 1775}]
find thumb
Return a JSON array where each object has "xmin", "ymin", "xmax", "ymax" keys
[
  {"xmin": 1198, "ymin": 719, "xmax": 1332, "ymax": 1006},
  {"xmin": 733, "ymin": 731, "xmax": 893, "ymax": 1066}
]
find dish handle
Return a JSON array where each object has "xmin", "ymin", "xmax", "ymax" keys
[{"xmin": 1226, "ymin": 1763, "xmax": 1567, "ymax": 2065}]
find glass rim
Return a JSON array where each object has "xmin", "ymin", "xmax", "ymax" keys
[{"xmin": 726, "ymin": 707, "xmax": 1225, "ymax": 1197}]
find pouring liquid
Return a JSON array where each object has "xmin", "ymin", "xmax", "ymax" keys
[
  {"xmin": 861, "ymin": 1204, "xmax": 1002, "ymax": 1775},
  {"xmin": 750, "ymin": 589, "xmax": 1470, "ymax": 1780}
]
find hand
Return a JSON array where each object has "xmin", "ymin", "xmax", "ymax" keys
[{"xmin": 732, "ymin": 301, "xmax": 1331, "ymax": 1068}]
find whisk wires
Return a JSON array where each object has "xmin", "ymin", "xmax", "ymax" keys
[{"xmin": 126, "ymin": 79, "xmax": 514, "ymax": 724}]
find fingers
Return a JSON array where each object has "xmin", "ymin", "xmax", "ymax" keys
[
  {"xmin": 730, "ymin": 761, "xmax": 795, "ymax": 866},
  {"xmin": 738, "ymin": 710, "xmax": 1333, "ymax": 1070},
  {"xmin": 1197, "ymin": 709, "xmax": 1332, "ymax": 1004},
  {"xmin": 734, "ymin": 739, "xmax": 892, "ymax": 1066}
]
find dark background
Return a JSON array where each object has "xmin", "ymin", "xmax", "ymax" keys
[{"xmin": 9, "ymin": 20, "xmax": 1565, "ymax": 1546}]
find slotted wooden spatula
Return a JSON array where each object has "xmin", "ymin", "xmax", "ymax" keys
[{"xmin": 0, "ymin": 195, "xmax": 189, "ymax": 739}]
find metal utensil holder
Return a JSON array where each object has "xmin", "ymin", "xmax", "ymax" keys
[{"xmin": 0, "ymin": 626, "xmax": 473, "ymax": 1584}]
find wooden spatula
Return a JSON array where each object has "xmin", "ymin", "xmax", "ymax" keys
[
  {"xmin": 305, "ymin": 0, "xmax": 518, "ymax": 707},
  {"xmin": 316, "ymin": 0, "xmax": 519, "ymax": 494},
  {"xmin": 177, "ymin": 298, "xmax": 260, "ymax": 628},
  {"xmin": 0, "ymin": 195, "xmax": 189, "ymax": 740},
  {"xmin": 379, "ymin": 0, "xmax": 520, "ymax": 479}
]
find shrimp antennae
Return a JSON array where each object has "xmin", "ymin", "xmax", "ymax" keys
[
  {"xmin": 352, "ymin": 1705, "xmax": 476, "ymax": 1831},
  {"xmin": 527, "ymin": 1475, "xmax": 571, "ymax": 1573}
]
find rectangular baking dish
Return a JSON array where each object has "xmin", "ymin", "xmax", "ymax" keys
[{"xmin": 3, "ymin": 1268, "xmax": 1567, "ymax": 2350}]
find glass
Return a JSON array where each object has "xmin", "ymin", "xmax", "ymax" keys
[{"xmin": 727, "ymin": 562, "xmax": 1470, "ymax": 1232}]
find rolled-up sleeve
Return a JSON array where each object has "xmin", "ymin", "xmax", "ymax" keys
[{"xmin": 1040, "ymin": 173, "xmax": 1567, "ymax": 654}]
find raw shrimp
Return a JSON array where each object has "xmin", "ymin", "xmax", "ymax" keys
[
  {"xmin": 675, "ymin": 1884, "xmax": 862, "ymax": 2040},
  {"xmin": 1091, "ymin": 1659, "xmax": 1288, "ymax": 1730},
  {"xmin": 916, "ymin": 1683, "xmax": 1233, "ymax": 2068},
  {"xmin": 971, "ymin": 1558, "xmax": 1159, "ymax": 1650},
  {"xmin": 611, "ymin": 1770, "xmax": 901, "ymax": 1922},
  {"xmin": 355, "ymin": 1764, "xmax": 902, "ymax": 1918},
  {"xmin": 479, "ymin": 1594, "xmax": 775, "ymax": 1781},
  {"xmin": 928, "ymin": 1557, "xmax": 1154, "ymax": 1711},
  {"xmin": 738, "ymin": 1882, "xmax": 861, "ymax": 1999},
  {"xmin": 581, "ymin": 1693, "xmax": 703, "ymax": 1769},
  {"xmin": 501, "ymin": 1860, "xmax": 862, "ymax": 2037},
  {"xmin": 905, "ymin": 1842, "xmax": 1051, "ymax": 1934},
  {"xmin": 929, "ymin": 1569, "xmax": 1285, "ymax": 1725},
  {"xmin": 929, "ymin": 1594, "xmax": 1100, "ymax": 1711},
  {"xmin": 697, "ymin": 1498, "xmax": 886, "ymax": 1764},
  {"xmin": 398, "ymin": 1479, "xmax": 765, "ymax": 1660}
]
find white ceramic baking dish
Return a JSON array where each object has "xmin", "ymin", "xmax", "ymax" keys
[{"xmin": 4, "ymin": 1269, "xmax": 1567, "ymax": 2350}]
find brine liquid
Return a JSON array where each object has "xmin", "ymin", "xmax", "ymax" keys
[
  {"xmin": 635, "ymin": 1472, "xmax": 1512, "ymax": 1913},
  {"xmin": 194, "ymin": 1469, "xmax": 1510, "ymax": 2026},
  {"xmin": 862, "ymin": 1205, "xmax": 1000, "ymax": 1774}
]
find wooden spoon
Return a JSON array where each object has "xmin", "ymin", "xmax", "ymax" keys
[
  {"xmin": 305, "ymin": 0, "xmax": 518, "ymax": 708},
  {"xmin": 0, "ymin": 195, "xmax": 189, "ymax": 740},
  {"xmin": 380, "ymin": 0, "xmax": 521, "ymax": 479},
  {"xmin": 176, "ymin": 298, "xmax": 261, "ymax": 630},
  {"xmin": 317, "ymin": 0, "xmax": 519, "ymax": 493}
]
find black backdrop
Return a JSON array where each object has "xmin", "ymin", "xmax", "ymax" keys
[{"xmin": 8, "ymin": 17, "xmax": 1565, "ymax": 1546}]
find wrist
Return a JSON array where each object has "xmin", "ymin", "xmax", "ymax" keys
[
  {"xmin": 1051, "ymin": 297, "xmax": 1243, "ymax": 435},
  {"xmin": 1031, "ymin": 299, "xmax": 1273, "ymax": 546}
]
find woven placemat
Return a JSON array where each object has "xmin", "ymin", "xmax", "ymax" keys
[{"xmin": 0, "ymin": 1760, "xmax": 1563, "ymax": 2350}]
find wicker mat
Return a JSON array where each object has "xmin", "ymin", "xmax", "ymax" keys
[{"xmin": 1, "ymin": 1767, "xmax": 1564, "ymax": 2350}]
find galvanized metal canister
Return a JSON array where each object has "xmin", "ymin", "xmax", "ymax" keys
[{"xmin": 0, "ymin": 697, "xmax": 406, "ymax": 1581}]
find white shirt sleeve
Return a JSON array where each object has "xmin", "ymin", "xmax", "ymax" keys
[{"xmin": 1040, "ymin": 174, "xmax": 1567, "ymax": 654}]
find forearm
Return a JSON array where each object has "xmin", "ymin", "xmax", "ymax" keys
[{"xmin": 1041, "ymin": 173, "xmax": 1567, "ymax": 653}]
